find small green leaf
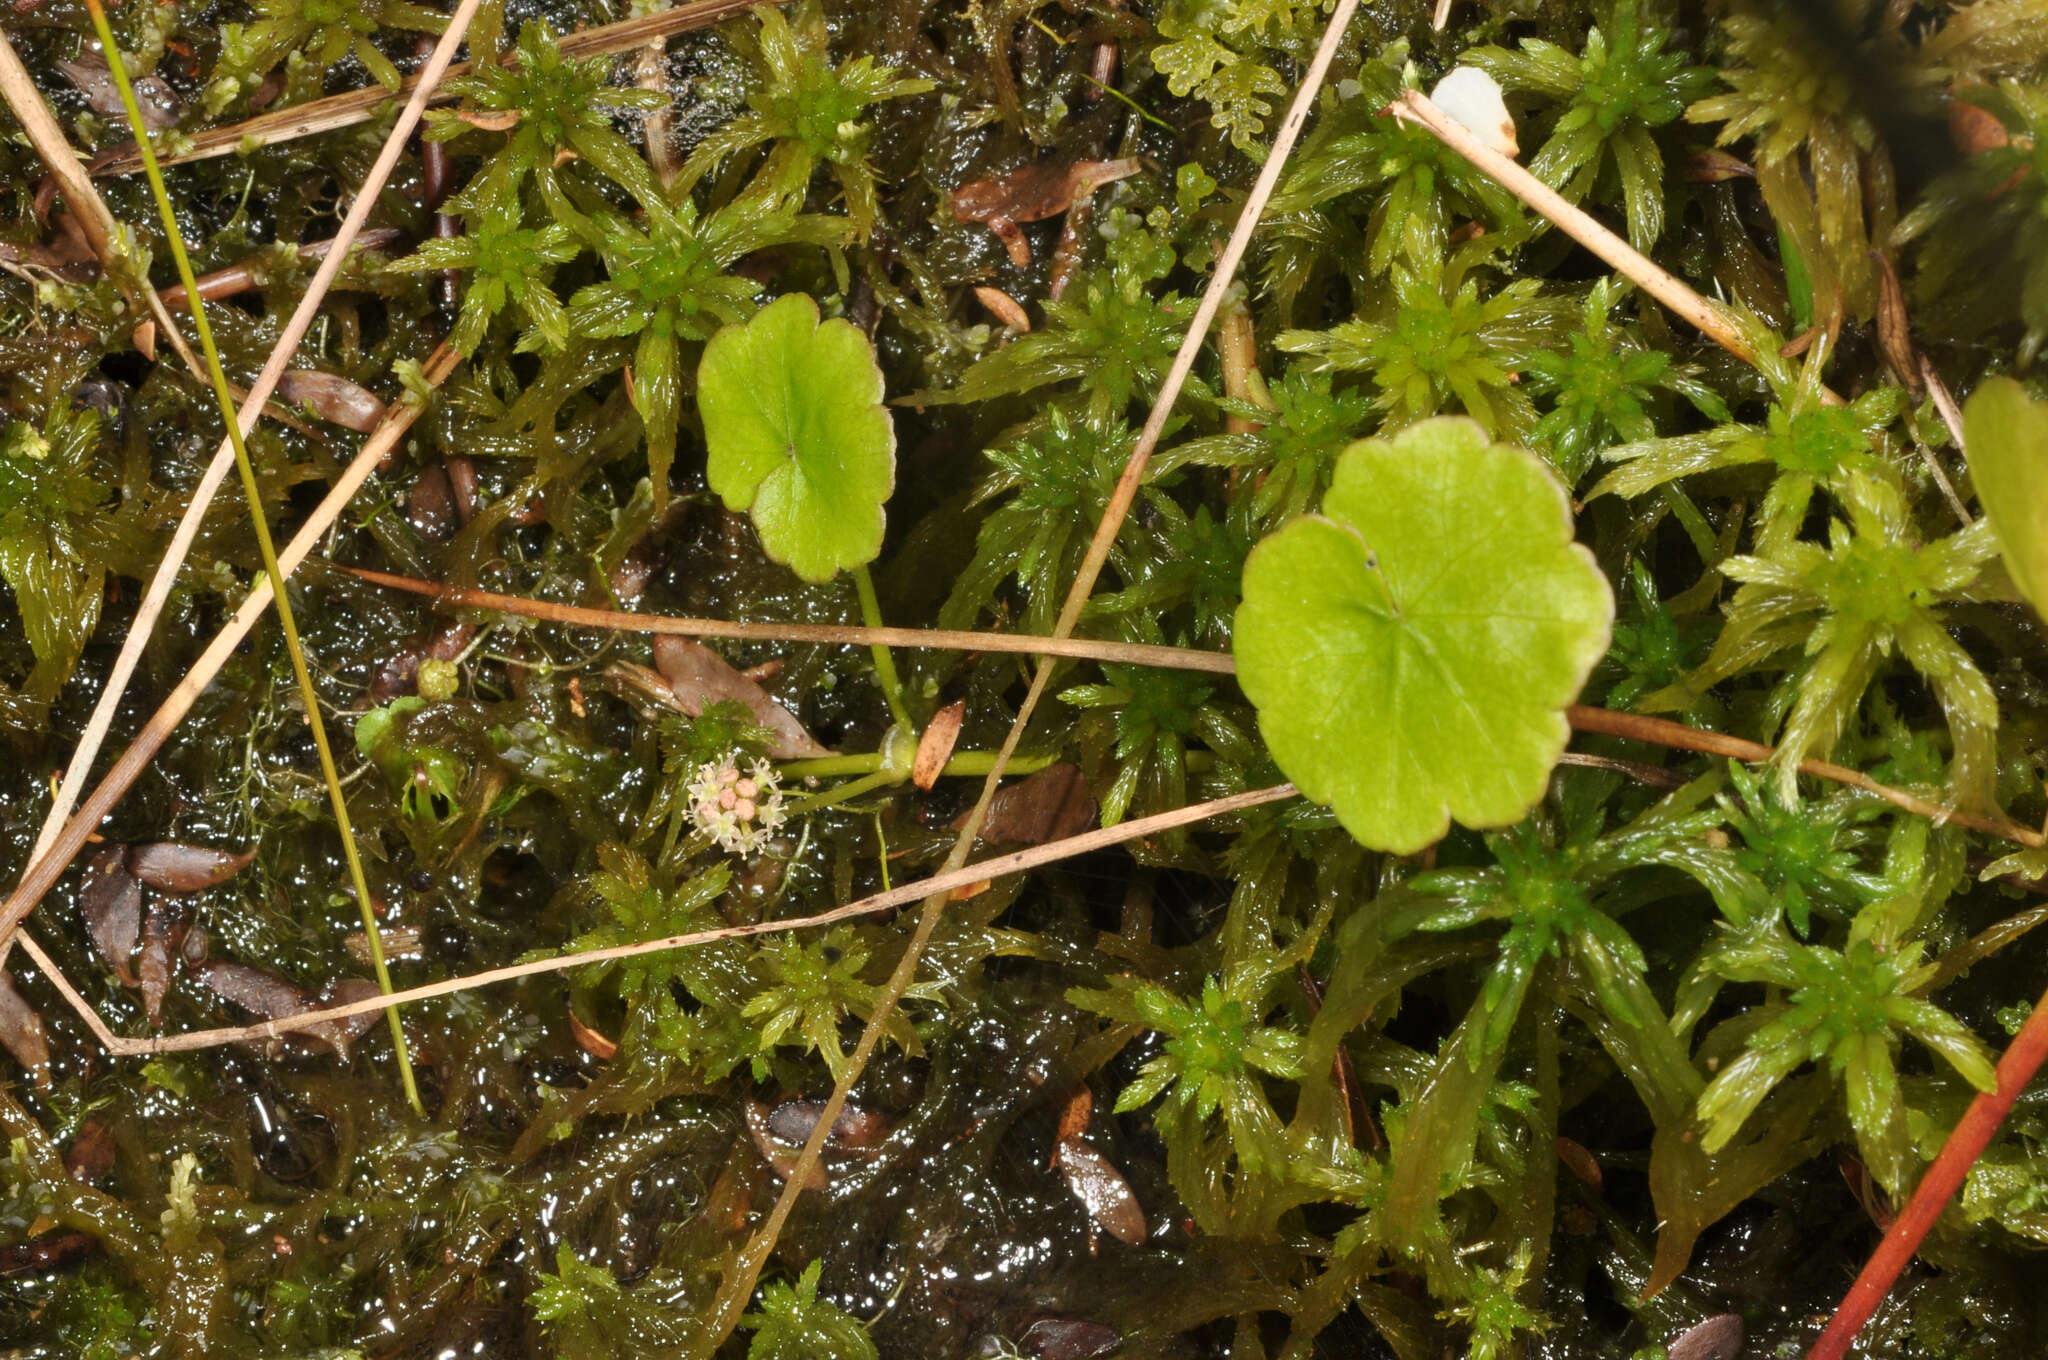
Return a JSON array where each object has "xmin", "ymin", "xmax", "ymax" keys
[
  {"xmin": 698, "ymin": 292, "xmax": 895, "ymax": 583},
  {"xmin": 1962, "ymin": 376, "xmax": 2048, "ymax": 617},
  {"xmin": 1234, "ymin": 417, "xmax": 1614, "ymax": 853}
]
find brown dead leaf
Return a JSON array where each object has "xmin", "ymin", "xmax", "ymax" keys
[
  {"xmin": 64, "ymin": 1118, "xmax": 115, "ymax": 1185},
  {"xmin": 57, "ymin": 53, "xmax": 181, "ymax": 130},
  {"xmin": 1665, "ymin": 1314, "xmax": 1743, "ymax": 1360},
  {"xmin": 444, "ymin": 455, "xmax": 480, "ymax": 525},
  {"xmin": 195, "ymin": 959, "xmax": 309, "ymax": 1027},
  {"xmin": 652, "ymin": 637, "xmax": 828, "ymax": 759},
  {"xmin": 127, "ymin": 842, "xmax": 255, "ymax": 893},
  {"xmin": 138, "ymin": 901, "xmax": 180, "ymax": 1025},
  {"xmin": 960, "ymin": 763, "xmax": 1097, "ymax": 845},
  {"xmin": 1949, "ymin": 94, "xmax": 2010, "ymax": 156},
  {"xmin": 972, "ymin": 285, "xmax": 1031, "ymax": 331},
  {"xmin": 568, "ymin": 1007, "xmax": 617, "ymax": 1060},
  {"xmin": 1870, "ymin": 250, "xmax": 1925, "ymax": 400},
  {"xmin": 131, "ymin": 319, "xmax": 156, "ymax": 361},
  {"xmin": 1017, "ymin": 1317, "xmax": 1122, "ymax": 1360},
  {"xmin": 456, "ymin": 108, "xmax": 523, "ymax": 132},
  {"xmin": 1054, "ymin": 1138, "xmax": 1147, "ymax": 1245},
  {"xmin": 0, "ymin": 1230, "xmax": 94, "ymax": 1279},
  {"xmin": 407, "ymin": 462, "xmax": 456, "ymax": 540},
  {"xmin": 1555, "ymin": 1136, "xmax": 1602, "ymax": 1191},
  {"xmin": 913, "ymin": 700, "xmax": 966, "ymax": 791},
  {"xmin": 765, "ymin": 1097, "xmax": 892, "ymax": 1151},
  {"xmin": 1683, "ymin": 149, "xmax": 1753, "ymax": 182},
  {"xmin": 0, "ymin": 970, "xmax": 49, "ymax": 1085},
  {"xmin": 275, "ymin": 369, "xmax": 388, "ymax": 434},
  {"xmin": 1055, "ymin": 1085, "xmax": 1093, "ymax": 1149},
  {"xmin": 194, "ymin": 962, "xmax": 379, "ymax": 1059},
  {"xmin": 743, "ymin": 1096, "xmax": 827, "ymax": 1188},
  {"xmin": 305, "ymin": 979, "xmax": 385, "ymax": 1060},
  {"xmin": 79, "ymin": 845, "xmax": 141, "ymax": 984}
]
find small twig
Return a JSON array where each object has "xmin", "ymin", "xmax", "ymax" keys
[
  {"xmin": 1553, "ymin": 750, "xmax": 1688, "ymax": 789},
  {"xmin": 1566, "ymin": 705, "xmax": 2042, "ymax": 845},
  {"xmin": 1388, "ymin": 89, "xmax": 1852, "ymax": 406},
  {"xmin": 1921, "ymin": 353, "xmax": 1970, "ymax": 458},
  {"xmin": 113, "ymin": 785, "xmax": 1297, "ymax": 1054},
  {"xmin": 1913, "ymin": 434, "xmax": 1973, "ymax": 527},
  {"xmin": 344, "ymin": 568, "xmax": 1238, "ymax": 673},
  {"xmin": 88, "ymin": 0, "xmax": 781, "ymax": 177},
  {"xmin": 1806, "ymin": 976, "xmax": 2048, "ymax": 1360},
  {"xmin": 0, "ymin": 32, "xmax": 211, "ymax": 410},
  {"xmin": 688, "ymin": 2, "xmax": 1371, "ymax": 1352},
  {"xmin": 12, "ymin": 934, "xmax": 122, "ymax": 1051},
  {"xmin": 1297, "ymin": 962, "xmax": 1378, "ymax": 1150}
]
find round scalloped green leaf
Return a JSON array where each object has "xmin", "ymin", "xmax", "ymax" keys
[
  {"xmin": 698, "ymin": 292, "xmax": 896, "ymax": 583},
  {"xmin": 1962, "ymin": 376, "xmax": 2048, "ymax": 618},
  {"xmin": 1234, "ymin": 417, "xmax": 1613, "ymax": 853}
]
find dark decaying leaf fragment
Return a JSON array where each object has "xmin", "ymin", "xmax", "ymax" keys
[
  {"xmin": 127, "ymin": 842, "xmax": 256, "ymax": 893},
  {"xmin": 1054, "ymin": 1138, "xmax": 1147, "ymax": 1245},
  {"xmin": 138, "ymin": 901, "xmax": 183, "ymax": 1025},
  {"xmin": 963, "ymin": 763, "xmax": 1098, "ymax": 845},
  {"xmin": 1870, "ymin": 251, "xmax": 1924, "ymax": 400},
  {"xmin": 79, "ymin": 845, "xmax": 142, "ymax": 984},
  {"xmin": 765, "ymin": 1097, "xmax": 892, "ymax": 1150},
  {"xmin": 407, "ymin": 462, "xmax": 457, "ymax": 540},
  {"xmin": 0, "ymin": 969, "xmax": 49, "ymax": 1085},
  {"xmin": 1666, "ymin": 1313, "xmax": 1744, "ymax": 1360},
  {"xmin": 744, "ymin": 1096, "xmax": 827, "ymax": 1188},
  {"xmin": 193, "ymin": 961, "xmax": 381, "ymax": 1059},
  {"xmin": 1017, "ymin": 1317, "xmax": 1122, "ymax": 1360},
  {"xmin": 275, "ymin": 369, "xmax": 388, "ymax": 434},
  {"xmin": 653, "ymin": 637, "xmax": 828, "ymax": 759},
  {"xmin": 744, "ymin": 1096, "xmax": 895, "ymax": 1188},
  {"xmin": 0, "ymin": 1231, "xmax": 95, "ymax": 1279},
  {"xmin": 57, "ymin": 53, "xmax": 181, "ymax": 130},
  {"xmin": 64, "ymin": 1118, "xmax": 116, "ymax": 1185}
]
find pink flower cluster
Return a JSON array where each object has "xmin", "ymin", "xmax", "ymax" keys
[{"xmin": 687, "ymin": 753, "xmax": 788, "ymax": 856}]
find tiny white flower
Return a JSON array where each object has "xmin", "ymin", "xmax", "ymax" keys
[{"xmin": 688, "ymin": 750, "xmax": 787, "ymax": 856}]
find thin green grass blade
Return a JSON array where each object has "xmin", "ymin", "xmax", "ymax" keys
[{"xmin": 82, "ymin": 0, "xmax": 424, "ymax": 1116}]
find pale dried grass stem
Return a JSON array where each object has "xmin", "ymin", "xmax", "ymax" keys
[
  {"xmin": 346, "ymin": 569, "xmax": 1238, "ymax": 672},
  {"xmin": 89, "ymin": 0, "xmax": 777, "ymax": 176},
  {"xmin": 14, "ymin": 0, "xmax": 481, "ymax": 917}
]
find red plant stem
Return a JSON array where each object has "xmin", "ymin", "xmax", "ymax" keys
[{"xmin": 1807, "ymin": 977, "xmax": 2048, "ymax": 1359}]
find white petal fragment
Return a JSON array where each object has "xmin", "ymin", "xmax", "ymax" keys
[{"xmin": 1430, "ymin": 66, "xmax": 1519, "ymax": 158}]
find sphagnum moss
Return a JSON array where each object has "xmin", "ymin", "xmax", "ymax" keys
[{"xmin": 4, "ymin": 0, "xmax": 2048, "ymax": 1356}]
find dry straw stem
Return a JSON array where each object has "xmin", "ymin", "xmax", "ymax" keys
[
  {"xmin": 105, "ymin": 784, "xmax": 1297, "ymax": 1055},
  {"xmin": 0, "ymin": 32, "xmax": 221, "ymax": 414},
  {"xmin": 344, "ymin": 568, "xmax": 1239, "ymax": 673},
  {"xmin": 692, "ymin": 0, "xmax": 1372, "ymax": 1350},
  {"xmin": 1566, "ymin": 705, "xmax": 2042, "ymax": 844},
  {"xmin": 89, "ymin": 0, "xmax": 779, "ymax": 177},
  {"xmin": 12, "ymin": 0, "xmax": 481, "ymax": 915},
  {"xmin": 1387, "ymin": 89, "xmax": 1797, "ymax": 385},
  {"xmin": 0, "ymin": 344, "xmax": 463, "ymax": 969}
]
